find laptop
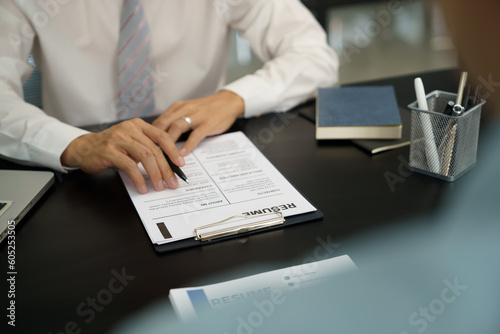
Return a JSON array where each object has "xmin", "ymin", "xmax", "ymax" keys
[{"xmin": 0, "ymin": 170, "xmax": 55, "ymax": 243}]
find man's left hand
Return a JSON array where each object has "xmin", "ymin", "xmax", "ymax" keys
[{"xmin": 152, "ymin": 90, "xmax": 245, "ymax": 156}]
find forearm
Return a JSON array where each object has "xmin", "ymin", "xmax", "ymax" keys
[
  {"xmin": 224, "ymin": 47, "xmax": 338, "ymax": 117},
  {"xmin": 0, "ymin": 91, "xmax": 89, "ymax": 172}
]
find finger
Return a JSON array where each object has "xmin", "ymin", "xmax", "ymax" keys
[
  {"xmin": 123, "ymin": 118, "xmax": 181, "ymax": 165},
  {"xmin": 167, "ymin": 116, "xmax": 194, "ymax": 143},
  {"xmin": 123, "ymin": 139, "xmax": 169, "ymax": 191},
  {"xmin": 135, "ymin": 123, "xmax": 184, "ymax": 189},
  {"xmin": 179, "ymin": 127, "xmax": 208, "ymax": 156},
  {"xmin": 148, "ymin": 145, "xmax": 179, "ymax": 190},
  {"xmin": 113, "ymin": 153, "xmax": 149, "ymax": 194},
  {"xmin": 141, "ymin": 125, "xmax": 185, "ymax": 167},
  {"xmin": 124, "ymin": 122, "xmax": 181, "ymax": 189},
  {"xmin": 112, "ymin": 120, "xmax": 170, "ymax": 191},
  {"xmin": 152, "ymin": 101, "xmax": 186, "ymax": 131}
]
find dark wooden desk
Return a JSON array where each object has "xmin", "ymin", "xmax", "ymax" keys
[{"xmin": 0, "ymin": 70, "xmax": 465, "ymax": 333}]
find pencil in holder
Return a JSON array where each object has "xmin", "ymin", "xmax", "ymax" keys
[{"xmin": 407, "ymin": 90, "xmax": 484, "ymax": 181}]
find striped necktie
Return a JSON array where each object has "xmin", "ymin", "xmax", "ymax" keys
[{"xmin": 117, "ymin": 0, "xmax": 155, "ymax": 119}]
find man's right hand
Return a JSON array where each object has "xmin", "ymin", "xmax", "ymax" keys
[{"xmin": 60, "ymin": 118, "xmax": 185, "ymax": 194}]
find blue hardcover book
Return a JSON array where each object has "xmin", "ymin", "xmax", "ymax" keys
[{"xmin": 316, "ymin": 86, "xmax": 402, "ymax": 140}]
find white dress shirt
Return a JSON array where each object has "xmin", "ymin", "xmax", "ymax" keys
[{"xmin": 0, "ymin": 0, "xmax": 338, "ymax": 172}]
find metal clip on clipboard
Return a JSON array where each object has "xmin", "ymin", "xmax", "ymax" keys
[{"xmin": 194, "ymin": 212, "xmax": 285, "ymax": 242}]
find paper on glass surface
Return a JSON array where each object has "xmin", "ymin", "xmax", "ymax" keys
[{"xmin": 169, "ymin": 255, "xmax": 357, "ymax": 322}]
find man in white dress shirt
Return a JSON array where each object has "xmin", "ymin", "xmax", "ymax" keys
[{"xmin": 0, "ymin": 0, "xmax": 338, "ymax": 193}]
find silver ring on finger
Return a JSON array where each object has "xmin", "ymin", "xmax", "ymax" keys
[{"xmin": 181, "ymin": 116, "xmax": 192, "ymax": 129}]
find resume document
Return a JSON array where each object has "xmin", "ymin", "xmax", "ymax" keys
[{"xmin": 119, "ymin": 131, "xmax": 316, "ymax": 245}]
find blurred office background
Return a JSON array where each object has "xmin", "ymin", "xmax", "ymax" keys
[
  {"xmin": 24, "ymin": 0, "xmax": 456, "ymax": 109},
  {"xmin": 226, "ymin": 0, "xmax": 456, "ymax": 85}
]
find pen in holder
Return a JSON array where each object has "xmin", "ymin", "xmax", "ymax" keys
[{"xmin": 407, "ymin": 90, "xmax": 485, "ymax": 181}]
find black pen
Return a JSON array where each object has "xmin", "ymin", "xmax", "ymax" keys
[
  {"xmin": 470, "ymin": 84, "xmax": 480, "ymax": 109},
  {"xmin": 164, "ymin": 153, "xmax": 189, "ymax": 184},
  {"xmin": 443, "ymin": 100, "xmax": 455, "ymax": 115}
]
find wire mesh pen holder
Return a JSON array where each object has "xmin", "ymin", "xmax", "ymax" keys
[{"xmin": 407, "ymin": 90, "xmax": 484, "ymax": 181}]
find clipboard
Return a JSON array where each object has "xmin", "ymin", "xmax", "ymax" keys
[
  {"xmin": 153, "ymin": 209, "xmax": 323, "ymax": 253},
  {"xmin": 118, "ymin": 131, "xmax": 324, "ymax": 253}
]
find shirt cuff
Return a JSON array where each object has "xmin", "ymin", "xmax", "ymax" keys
[
  {"xmin": 223, "ymin": 75, "xmax": 282, "ymax": 118},
  {"xmin": 30, "ymin": 121, "xmax": 89, "ymax": 173}
]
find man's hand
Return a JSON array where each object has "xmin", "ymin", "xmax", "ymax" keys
[
  {"xmin": 60, "ymin": 118, "xmax": 185, "ymax": 194},
  {"xmin": 152, "ymin": 90, "xmax": 245, "ymax": 156}
]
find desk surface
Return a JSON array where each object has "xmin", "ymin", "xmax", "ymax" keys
[{"xmin": 0, "ymin": 69, "xmax": 467, "ymax": 333}]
